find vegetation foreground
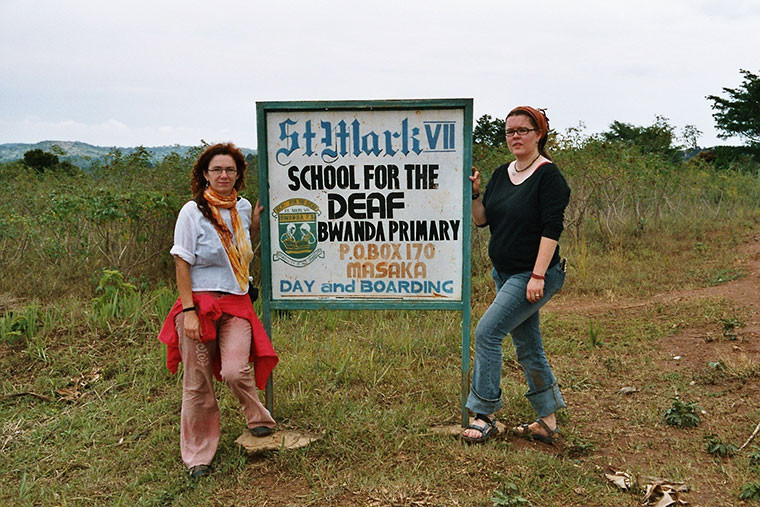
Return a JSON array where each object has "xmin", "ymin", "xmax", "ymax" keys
[{"xmin": 2, "ymin": 133, "xmax": 760, "ymax": 505}]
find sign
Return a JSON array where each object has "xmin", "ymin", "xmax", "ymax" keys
[
  {"xmin": 259, "ymin": 100, "xmax": 471, "ymax": 305},
  {"xmin": 257, "ymin": 99, "xmax": 473, "ymax": 426}
]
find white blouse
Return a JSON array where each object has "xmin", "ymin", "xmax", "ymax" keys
[{"xmin": 170, "ymin": 198, "xmax": 252, "ymax": 295}]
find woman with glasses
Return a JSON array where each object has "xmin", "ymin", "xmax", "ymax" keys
[
  {"xmin": 462, "ymin": 107, "xmax": 570, "ymax": 445},
  {"xmin": 158, "ymin": 143, "xmax": 278, "ymax": 478}
]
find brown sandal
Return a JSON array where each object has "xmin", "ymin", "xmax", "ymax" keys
[{"xmin": 512, "ymin": 418, "xmax": 559, "ymax": 445}]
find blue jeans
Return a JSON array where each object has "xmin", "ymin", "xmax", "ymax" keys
[{"xmin": 466, "ymin": 261, "xmax": 566, "ymax": 417}]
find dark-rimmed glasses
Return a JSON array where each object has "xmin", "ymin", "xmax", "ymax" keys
[{"xmin": 506, "ymin": 127, "xmax": 538, "ymax": 137}]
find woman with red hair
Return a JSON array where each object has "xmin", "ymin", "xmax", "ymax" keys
[
  {"xmin": 462, "ymin": 107, "xmax": 570, "ymax": 445},
  {"xmin": 158, "ymin": 143, "xmax": 278, "ymax": 478}
]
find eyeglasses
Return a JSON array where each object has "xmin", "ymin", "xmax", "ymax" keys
[
  {"xmin": 506, "ymin": 127, "xmax": 538, "ymax": 137},
  {"xmin": 207, "ymin": 168, "xmax": 238, "ymax": 175}
]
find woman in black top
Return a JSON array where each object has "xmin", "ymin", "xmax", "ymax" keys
[{"xmin": 462, "ymin": 106, "xmax": 570, "ymax": 444}]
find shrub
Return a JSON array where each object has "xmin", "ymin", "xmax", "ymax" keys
[
  {"xmin": 739, "ymin": 482, "xmax": 760, "ymax": 501},
  {"xmin": 663, "ymin": 397, "xmax": 701, "ymax": 428},
  {"xmin": 748, "ymin": 445, "xmax": 760, "ymax": 467},
  {"xmin": 703, "ymin": 434, "xmax": 737, "ymax": 457},
  {"xmin": 492, "ymin": 482, "xmax": 530, "ymax": 506}
]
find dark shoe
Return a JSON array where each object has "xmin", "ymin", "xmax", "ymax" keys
[
  {"xmin": 461, "ymin": 414, "xmax": 499, "ymax": 444},
  {"xmin": 512, "ymin": 418, "xmax": 560, "ymax": 445},
  {"xmin": 249, "ymin": 425, "xmax": 274, "ymax": 437},
  {"xmin": 189, "ymin": 464, "xmax": 211, "ymax": 479}
]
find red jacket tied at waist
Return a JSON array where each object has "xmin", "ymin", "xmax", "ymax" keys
[{"xmin": 158, "ymin": 293, "xmax": 277, "ymax": 390}]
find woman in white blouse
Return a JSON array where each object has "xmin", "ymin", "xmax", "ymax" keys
[{"xmin": 158, "ymin": 143, "xmax": 278, "ymax": 479}]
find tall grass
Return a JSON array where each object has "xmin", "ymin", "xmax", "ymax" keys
[{"xmin": 0, "ymin": 149, "xmax": 263, "ymax": 299}]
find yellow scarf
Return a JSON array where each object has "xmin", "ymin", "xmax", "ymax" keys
[{"xmin": 203, "ymin": 188, "xmax": 253, "ymax": 291}]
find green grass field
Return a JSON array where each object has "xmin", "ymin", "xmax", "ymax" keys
[{"xmin": 2, "ymin": 222, "xmax": 759, "ymax": 505}]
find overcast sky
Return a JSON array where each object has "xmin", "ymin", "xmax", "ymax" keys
[{"xmin": 1, "ymin": 0, "xmax": 758, "ymax": 149}]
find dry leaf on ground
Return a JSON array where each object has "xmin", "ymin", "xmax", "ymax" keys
[
  {"xmin": 604, "ymin": 468, "xmax": 633, "ymax": 491},
  {"xmin": 642, "ymin": 479, "xmax": 690, "ymax": 506}
]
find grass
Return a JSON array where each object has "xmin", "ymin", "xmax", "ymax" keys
[
  {"xmin": 2, "ymin": 145, "xmax": 760, "ymax": 504},
  {"xmin": 2, "ymin": 221, "xmax": 760, "ymax": 506}
]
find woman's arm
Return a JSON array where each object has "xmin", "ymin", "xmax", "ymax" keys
[
  {"xmin": 526, "ymin": 236, "xmax": 557, "ymax": 303},
  {"xmin": 175, "ymin": 256, "xmax": 201, "ymax": 340}
]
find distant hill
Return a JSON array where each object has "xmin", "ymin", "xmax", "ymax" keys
[{"xmin": 0, "ymin": 141, "xmax": 257, "ymax": 167}]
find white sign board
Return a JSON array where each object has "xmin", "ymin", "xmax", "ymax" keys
[{"xmin": 264, "ymin": 106, "xmax": 466, "ymax": 302}]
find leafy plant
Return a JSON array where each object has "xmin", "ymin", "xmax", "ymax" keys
[
  {"xmin": 748, "ymin": 445, "xmax": 760, "ymax": 467},
  {"xmin": 739, "ymin": 482, "xmax": 760, "ymax": 501},
  {"xmin": 0, "ymin": 305, "xmax": 40, "ymax": 343},
  {"xmin": 703, "ymin": 434, "xmax": 737, "ymax": 457},
  {"xmin": 492, "ymin": 482, "xmax": 530, "ymax": 506},
  {"xmin": 663, "ymin": 397, "xmax": 701, "ymax": 428},
  {"xmin": 721, "ymin": 316, "xmax": 743, "ymax": 340},
  {"xmin": 0, "ymin": 312, "xmax": 25, "ymax": 343},
  {"xmin": 93, "ymin": 269, "xmax": 138, "ymax": 320}
]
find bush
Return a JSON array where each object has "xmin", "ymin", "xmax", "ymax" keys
[
  {"xmin": 23, "ymin": 149, "xmax": 59, "ymax": 172},
  {"xmin": 703, "ymin": 434, "xmax": 737, "ymax": 457},
  {"xmin": 704, "ymin": 145, "xmax": 760, "ymax": 172},
  {"xmin": 739, "ymin": 482, "xmax": 760, "ymax": 501},
  {"xmin": 663, "ymin": 397, "xmax": 701, "ymax": 428}
]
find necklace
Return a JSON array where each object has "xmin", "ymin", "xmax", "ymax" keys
[{"xmin": 514, "ymin": 154, "xmax": 541, "ymax": 173}]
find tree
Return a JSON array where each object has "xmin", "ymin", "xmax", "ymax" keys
[
  {"xmin": 707, "ymin": 69, "xmax": 760, "ymax": 145},
  {"xmin": 473, "ymin": 114, "xmax": 505, "ymax": 147},
  {"xmin": 49, "ymin": 144, "xmax": 66, "ymax": 157},
  {"xmin": 23, "ymin": 149, "xmax": 59, "ymax": 172},
  {"xmin": 601, "ymin": 116, "xmax": 679, "ymax": 160},
  {"xmin": 679, "ymin": 125, "xmax": 702, "ymax": 151},
  {"xmin": 125, "ymin": 146, "xmax": 154, "ymax": 168}
]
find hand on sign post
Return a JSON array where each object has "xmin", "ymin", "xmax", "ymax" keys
[
  {"xmin": 470, "ymin": 167, "xmax": 487, "ymax": 226},
  {"xmin": 252, "ymin": 199, "xmax": 264, "ymax": 237},
  {"xmin": 469, "ymin": 166, "xmax": 481, "ymax": 194}
]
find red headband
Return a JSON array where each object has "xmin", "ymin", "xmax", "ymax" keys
[{"xmin": 508, "ymin": 106, "xmax": 549, "ymax": 137}]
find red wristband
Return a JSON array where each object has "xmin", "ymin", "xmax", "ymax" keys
[{"xmin": 530, "ymin": 272, "xmax": 545, "ymax": 280}]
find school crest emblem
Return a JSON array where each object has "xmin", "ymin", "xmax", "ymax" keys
[{"xmin": 272, "ymin": 198, "xmax": 324, "ymax": 267}]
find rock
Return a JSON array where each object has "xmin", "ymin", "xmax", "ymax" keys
[{"xmin": 235, "ymin": 429, "xmax": 321, "ymax": 453}]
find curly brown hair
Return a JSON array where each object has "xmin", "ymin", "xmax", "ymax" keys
[{"xmin": 190, "ymin": 143, "xmax": 248, "ymax": 221}]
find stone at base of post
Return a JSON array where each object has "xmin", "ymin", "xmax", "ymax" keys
[{"xmin": 236, "ymin": 429, "xmax": 321, "ymax": 453}]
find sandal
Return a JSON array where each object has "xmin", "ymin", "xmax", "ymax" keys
[
  {"xmin": 249, "ymin": 425, "xmax": 274, "ymax": 437},
  {"xmin": 513, "ymin": 418, "xmax": 560, "ymax": 445},
  {"xmin": 461, "ymin": 414, "xmax": 499, "ymax": 444},
  {"xmin": 189, "ymin": 464, "xmax": 211, "ymax": 479}
]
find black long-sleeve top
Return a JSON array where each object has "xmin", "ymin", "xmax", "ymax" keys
[{"xmin": 481, "ymin": 162, "xmax": 570, "ymax": 275}]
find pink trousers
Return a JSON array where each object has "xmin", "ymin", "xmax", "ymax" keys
[{"xmin": 175, "ymin": 300, "xmax": 275, "ymax": 468}]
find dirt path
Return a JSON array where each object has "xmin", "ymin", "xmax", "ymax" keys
[
  {"xmin": 546, "ymin": 232, "xmax": 760, "ymax": 505},
  {"xmin": 552, "ymin": 233, "xmax": 760, "ymax": 368},
  {"xmin": 551, "ymin": 233, "xmax": 760, "ymax": 326}
]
